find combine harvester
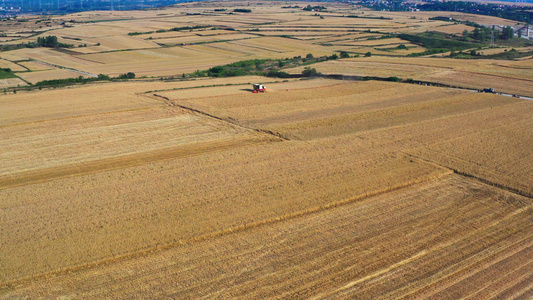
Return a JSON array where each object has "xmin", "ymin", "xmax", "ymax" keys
[{"xmin": 253, "ymin": 84, "xmax": 266, "ymax": 93}]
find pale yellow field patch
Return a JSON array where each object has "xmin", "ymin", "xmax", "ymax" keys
[
  {"xmin": 432, "ymin": 23, "xmax": 476, "ymax": 34},
  {"xmin": 0, "ymin": 78, "xmax": 28, "ymax": 88},
  {"xmin": 154, "ymin": 33, "xmax": 256, "ymax": 46},
  {"xmin": 17, "ymin": 60, "xmax": 54, "ymax": 71},
  {"xmin": 17, "ymin": 69, "xmax": 90, "ymax": 84},
  {"xmin": 0, "ymin": 59, "xmax": 27, "ymax": 72}
]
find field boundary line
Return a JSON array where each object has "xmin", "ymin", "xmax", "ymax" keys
[
  {"xmin": 152, "ymin": 93, "xmax": 291, "ymax": 141},
  {"xmin": 405, "ymin": 153, "xmax": 532, "ymax": 199},
  {"xmin": 0, "ymin": 165, "xmax": 452, "ymax": 291},
  {"xmin": 30, "ymin": 58, "xmax": 98, "ymax": 77}
]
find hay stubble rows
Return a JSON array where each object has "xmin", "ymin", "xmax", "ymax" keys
[{"xmin": 1, "ymin": 0, "xmax": 532, "ymax": 298}]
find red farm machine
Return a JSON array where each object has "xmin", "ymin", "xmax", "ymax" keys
[{"xmin": 253, "ymin": 84, "xmax": 266, "ymax": 93}]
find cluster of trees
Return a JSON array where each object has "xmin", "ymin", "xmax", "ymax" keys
[
  {"xmin": 36, "ymin": 74, "xmax": 108, "ymax": 86},
  {"xmin": 192, "ymin": 54, "xmax": 348, "ymax": 79},
  {"xmin": 462, "ymin": 25, "xmax": 514, "ymax": 42},
  {"xmin": 117, "ymin": 72, "xmax": 136, "ymax": 79},
  {"xmin": 233, "ymin": 8, "xmax": 252, "ymax": 13},
  {"xmin": 129, "ymin": 25, "xmax": 210, "ymax": 36},
  {"xmin": 37, "ymin": 35, "xmax": 73, "ymax": 48},
  {"xmin": 0, "ymin": 68, "xmax": 16, "ymax": 79},
  {"xmin": 450, "ymin": 49, "xmax": 482, "ymax": 58},
  {"xmin": 302, "ymin": 67, "xmax": 319, "ymax": 77},
  {"xmin": 205, "ymin": 59, "xmax": 267, "ymax": 77},
  {"xmin": 303, "ymin": 5, "xmax": 327, "ymax": 11},
  {"xmin": 35, "ymin": 73, "xmax": 134, "ymax": 87},
  {"xmin": 500, "ymin": 26, "xmax": 515, "ymax": 40}
]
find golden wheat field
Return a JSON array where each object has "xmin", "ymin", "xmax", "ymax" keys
[
  {"xmin": 1, "ymin": 0, "xmax": 533, "ymax": 298},
  {"xmin": 2, "ymin": 74, "xmax": 533, "ymax": 297},
  {"xmin": 286, "ymin": 56, "xmax": 533, "ymax": 97},
  {"xmin": 0, "ymin": 0, "xmax": 522, "ymax": 83}
]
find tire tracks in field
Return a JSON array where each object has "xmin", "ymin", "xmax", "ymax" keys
[
  {"xmin": 151, "ymin": 93, "xmax": 291, "ymax": 141},
  {"xmin": 0, "ymin": 137, "xmax": 271, "ymax": 190},
  {"xmin": 0, "ymin": 166, "xmax": 452, "ymax": 291}
]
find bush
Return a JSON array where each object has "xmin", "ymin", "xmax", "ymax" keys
[
  {"xmin": 170, "ymin": 25, "xmax": 209, "ymax": 32},
  {"xmin": 365, "ymin": 52, "xmax": 372, "ymax": 57},
  {"xmin": 233, "ymin": 9, "xmax": 252, "ymax": 13},
  {"xmin": 302, "ymin": 67, "xmax": 319, "ymax": 77},
  {"xmin": 118, "ymin": 72, "xmax": 135, "ymax": 79},
  {"xmin": 0, "ymin": 68, "xmax": 17, "ymax": 79},
  {"xmin": 266, "ymin": 70, "xmax": 290, "ymax": 78},
  {"xmin": 340, "ymin": 51, "xmax": 350, "ymax": 58},
  {"xmin": 387, "ymin": 76, "xmax": 401, "ymax": 82}
]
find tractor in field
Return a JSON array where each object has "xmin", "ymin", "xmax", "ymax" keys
[{"xmin": 253, "ymin": 84, "xmax": 266, "ymax": 93}]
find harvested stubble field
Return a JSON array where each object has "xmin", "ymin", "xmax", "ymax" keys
[
  {"xmin": 158, "ymin": 81, "xmax": 523, "ymax": 140},
  {"xmin": 16, "ymin": 69, "xmax": 90, "ymax": 84},
  {"xmin": 154, "ymin": 33, "xmax": 256, "ymax": 46},
  {"xmin": 432, "ymin": 23, "xmax": 476, "ymax": 34},
  {"xmin": 2, "ymin": 76, "xmax": 532, "ymax": 297},
  {"xmin": 286, "ymin": 56, "xmax": 533, "ymax": 97},
  {"xmin": 3, "ymin": 175, "xmax": 532, "ymax": 299},
  {"xmin": 0, "ymin": 78, "xmax": 28, "ymax": 89},
  {"xmin": 16, "ymin": 60, "xmax": 53, "ymax": 71},
  {"xmin": 0, "ymin": 60, "xmax": 27, "ymax": 72},
  {"xmin": 4, "ymin": 1, "xmax": 508, "ymax": 82},
  {"xmin": 1, "ymin": 0, "xmax": 533, "ymax": 297}
]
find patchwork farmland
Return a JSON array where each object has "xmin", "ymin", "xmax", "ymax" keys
[{"xmin": 1, "ymin": 0, "xmax": 532, "ymax": 298}]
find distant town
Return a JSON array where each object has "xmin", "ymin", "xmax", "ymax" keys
[{"xmin": 0, "ymin": 0, "xmax": 190, "ymax": 15}]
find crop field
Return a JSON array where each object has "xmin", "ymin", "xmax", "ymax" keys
[
  {"xmin": 432, "ymin": 23, "xmax": 476, "ymax": 34},
  {"xmin": 16, "ymin": 60, "xmax": 53, "ymax": 71},
  {"xmin": 4, "ymin": 174, "xmax": 532, "ymax": 299},
  {"xmin": 1, "ymin": 0, "xmax": 533, "ymax": 297},
  {"xmin": 286, "ymin": 56, "xmax": 533, "ymax": 97},
  {"xmin": 0, "ymin": 78, "xmax": 28, "ymax": 88},
  {"xmin": 16, "ymin": 69, "xmax": 90, "ymax": 84},
  {"xmin": 154, "ymin": 33, "xmax": 256, "ymax": 46},
  {"xmin": 156, "ymin": 81, "xmax": 526, "ymax": 141},
  {"xmin": 0, "ymin": 0, "xmax": 528, "ymax": 83},
  {"xmin": 411, "ymin": 112, "xmax": 533, "ymax": 197},
  {"xmin": 0, "ymin": 60, "xmax": 27, "ymax": 72},
  {"xmin": 2, "ymin": 74, "xmax": 533, "ymax": 298}
]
